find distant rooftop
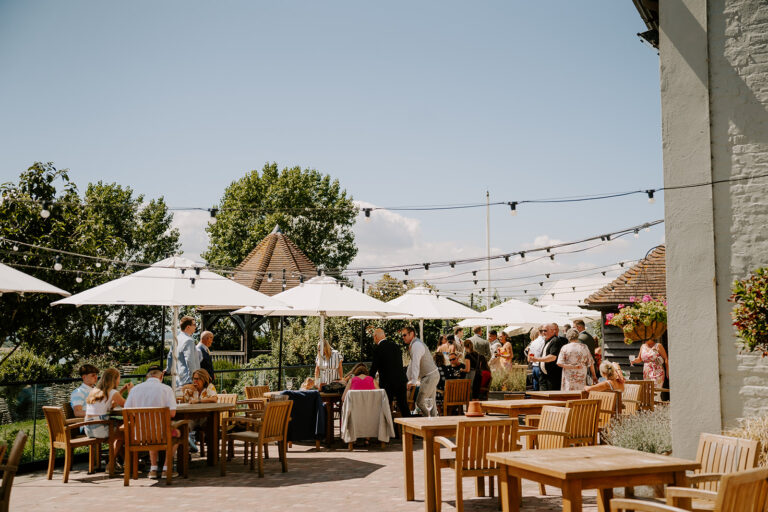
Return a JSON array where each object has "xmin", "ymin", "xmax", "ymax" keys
[{"xmin": 584, "ymin": 245, "xmax": 665, "ymax": 309}]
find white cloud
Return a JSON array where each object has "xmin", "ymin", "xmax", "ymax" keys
[{"xmin": 172, "ymin": 210, "xmax": 210, "ymax": 263}]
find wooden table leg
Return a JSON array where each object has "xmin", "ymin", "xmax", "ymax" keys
[
  {"xmin": 672, "ymin": 471, "xmax": 691, "ymax": 510},
  {"xmin": 561, "ymin": 480, "xmax": 582, "ymax": 512},
  {"xmin": 403, "ymin": 431, "xmax": 414, "ymax": 501},
  {"xmin": 424, "ymin": 431, "xmax": 436, "ymax": 512},
  {"xmin": 596, "ymin": 487, "xmax": 613, "ymax": 512},
  {"xmin": 325, "ymin": 400, "xmax": 333, "ymax": 446},
  {"xmin": 498, "ymin": 465, "xmax": 520, "ymax": 512},
  {"xmin": 209, "ymin": 411, "xmax": 220, "ymax": 466}
]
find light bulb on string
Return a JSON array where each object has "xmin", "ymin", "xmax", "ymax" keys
[
  {"xmin": 12, "ymin": 245, "xmax": 18, "ymax": 252},
  {"xmin": 209, "ymin": 208, "xmax": 218, "ymax": 224},
  {"xmin": 53, "ymin": 255, "xmax": 62, "ymax": 271},
  {"xmin": 95, "ymin": 262, "xmax": 102, "ymax": 268},
  {"xmin": 267, "ymin": 272, "xmax": 273, "ymax": 283},
  {"xmin": 646, "ymin": 190, "xmax": 655, "ymax": 204},
  {"xmin": 75, "ymin": 275, "xmax": 83, "ymax": 284},
  {"xmin": 40, "ymin": 203, "xmax": 50, "ymax": 219},
  {"xmin": 634, "ymin": 229, "xmax": 639, "ymax": 239},
  {"xmin": 363, "ymin": 208, "xmax": 372, "ymax": 222},
  {"xmin": 508, "ymin": 202, "xmax": 518, "ymax": 216}
]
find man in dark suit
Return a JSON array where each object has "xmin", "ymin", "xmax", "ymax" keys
[
  {"xmin": 196, "ymin": 330, "xmax": 215, "ymax": 381},
  {"xmin": 529, "ymin": 323, "xmax": 567, "ymax": 390},
  {"xmin": 369, "ymin": 328, "xmax": 410, "ymax": 418}
]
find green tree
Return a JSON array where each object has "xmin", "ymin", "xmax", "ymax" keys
[
  {"xmin": 203, "ymin": 163, "xmax": 358, "ymax": 272},
  {"xmin": 0, "ymin": 163, "xmax": 180, "ymax": 365}
]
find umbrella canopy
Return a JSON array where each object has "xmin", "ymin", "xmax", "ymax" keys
[
  {"xmin": 53, "ymin": 256, "xmax": 287, "ymax": 392},
  {"xmin": 233, "ymin": 275, "xmax": 408, "ymax": 318},
  {"xmin": 457, "ymin": 298, "xmax": 568, "ymax": 329},
  {"xmin": 350, "ymin": 286, "xmax": 490, "ymax": 339},
  {"xmin": 0, "ymin": 262, "xmax": 70, "ymax": 296},
  {"xmin": 52, "ymin": 256, "xmax": 286, "ymax": 309}
]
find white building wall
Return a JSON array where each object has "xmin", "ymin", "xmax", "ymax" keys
[{"xmin": 660, "ymin": 0, "xmax": 768, "ymax": 458}]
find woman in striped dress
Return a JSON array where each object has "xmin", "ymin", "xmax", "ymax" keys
[{"xmin": 315, "ymin": 340, "xmax": 344, "ymax": 389}]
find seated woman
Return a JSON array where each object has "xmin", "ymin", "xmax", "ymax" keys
[
  {"xmin": 85, "ymin": 367, "xmax": 132, "ymax": 463},
  {"xmin": 182, "ymin": 369, "xmax": 218, "ymax": 404},
  {"xmin": 436, "ymin": 334, "xmax": 452, "ymax": 365},
  {"xmin": 342, "ymin": 364, "xmax": 378, "ymax": 401},
  {"xmin": 584, "ymin": 361, "xmax": 625, "ymax": 393},
  {"xmin": 300, "ymin": 376, "xmax": 317, "ymax": 390}
]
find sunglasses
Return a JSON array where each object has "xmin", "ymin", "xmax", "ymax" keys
[{"xmin": 449, "ymin": 358, "xmax": 458, "ymax": 362}]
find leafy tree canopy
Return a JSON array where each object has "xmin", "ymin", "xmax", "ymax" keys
[
  {"xmin": 203, "ymin": 163, "xmax": 358, "ymax": 272},
  {"xmin": 0, "ymin": 163, "xmax": 180, "ymax": 366}
]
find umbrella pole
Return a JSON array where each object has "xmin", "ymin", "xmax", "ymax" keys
[
  {"xmin": 160, "ymin": 306, "xmax": 165, "ymax": 365},
  {"xmin": 278, "ymin": 317, "xmax": 284, "ymax": 390},
  {"xmin": 419, "ymin": 319, "xmax": 424, "ymax": 341},
  {"xmin": 171, "ymin": 305, "xmax": 179, "ymax": 396}
]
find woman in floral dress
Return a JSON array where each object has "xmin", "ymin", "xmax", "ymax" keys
[
  {"xmin": 557, "ymin": 328, "xmax": 595, "ymax": 391},
  {"xmin": 632, "ymin": 338, "xmax": 669, "ymax": 388}
]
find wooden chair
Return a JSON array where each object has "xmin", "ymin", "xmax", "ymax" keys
[
  {"xmin": 622, "ymin": 383, "xmax": 642, "ymax": 415},
  {"xmin": 688, "ymin": 433, "xmax": 760, "ymax": 492},
  {"xmin": 122, "ymin": 407, "xmax": 190, "ymax": 486},
  {"xmin": 442, "ymin": 379, "xmax": 471, "ymax": 416},
  {"xmin": 43, "ymin": 406, "xmax": 115, "ymax": 482},
  {"xmin": 610, "ymin": 467, "xmax": 768, "ymax": 512},
  {"xmin": 198, "ymin": 393, "xmax": 239, "ymax": 458},
  {"xmin": 519, "ymin": 406, "xmax": 571, "ymax": 496},
  {"xmin": 221, "ymin": 400, "xmax": 292, "ymax": 477},
  {"xmin": 245, "ymin": 385, "xmax": 270, "ymax": 399},
  {"xmin": 433, "ymin": 419, "xmax": 519, "ymax": 512},
  {"xmin": 406, "ymin": 385, "xmax": 417, "ymax": 413},
  {"xmin": 0, "ymin": 430, "xmax": 27, "ymax": 512},
  {"xmin": 625, "ymin": 380, "xmax": 655, "ymax": 411},
  {"xmin": 587, "ymin": 390, "xmax": 620, "ymax": 430},
  {"xmin": 565, "ymin": 399, "xmax": 600, "ymax": 446}
]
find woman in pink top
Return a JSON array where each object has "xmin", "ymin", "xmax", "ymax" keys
[{"xmin": 342, "ymin": 364, "xmax": 378, "ymax": 400}]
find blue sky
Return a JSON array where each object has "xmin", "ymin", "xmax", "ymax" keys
[{"xmin": 0, "ymin": 1, "xmax": 664, "ymax": 305}]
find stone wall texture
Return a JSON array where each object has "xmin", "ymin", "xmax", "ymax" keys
[{"xmin": 710, "ymin": 0, "xmax": 768, "ymax": 425}]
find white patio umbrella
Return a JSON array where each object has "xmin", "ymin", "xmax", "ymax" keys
[
  {"xmin": 0, "ymin": 262, "xmax": 70, "ymax": 296},
  {"xmin": 457, "ymin": 298, "xmax": 569, "ymax": 329},
  {"xmin": 52, "ymin": 256, "xmax": 287, "ymax": 392},
  {"xmin": 233, "ymin": 274, "xmax": 411, "ymax": 345},
  {"xmin": 351, "ymin": 286, "xmax": 490, "ymax": 340}
]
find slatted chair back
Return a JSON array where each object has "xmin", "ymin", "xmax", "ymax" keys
[
  {"xmin": 123, "ymin": 407, "xmax": 171, "ymax": 450},
  {"xmin": 217, "ymin": 393, "xmax": 238, "ymax": 424},
  {"xmin": 0, "ymin": 430, "xmax": 27, "ymax": 512},
  {"xmin": 588, "ymin": 390, "xmax": 619, "ymax": 429},
  {"xmin": 443, "ymin": 379, "xmax": 472, "ymax": 416},
  {"xmin": 694, "ymin": 433, "xmax": 761, "ymax": 492},
  {"xmin": 245, "ymin": 385, "xmax": 270, "ymax": 399},
  {"xmin": 536, "ymin": 406, "xmax": 571, "ymax": 450},
  {"xmin": 43, "ymin": 407, "xmax": 69, "ymax": 447},
  {"xmin": 712, "ymin": 467, "xmax": 768, "ymax": 512},
  {"xmin": 565, "ymin": 399, "xmax": 600, "ymax": 446},
  {"xmin": 622, "ymin": 384, "xmax": 641, "ymax": 415},
  {"xmin": 261, "ymin": 400, "xmax": 293, "ymax": 443},
  {"xmin": 625, "ymin": 380, "xmax": 655, "ymax": 411},
  {"xmin": 455, "ymin": 419, "xmax": 518, "ymax": 472}
]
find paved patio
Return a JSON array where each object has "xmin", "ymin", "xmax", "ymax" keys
[{"xmin": 12, "ymin": 439, "xmax": 599, "ymax": 511}]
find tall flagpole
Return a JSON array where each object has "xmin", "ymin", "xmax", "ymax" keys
[{"xmin": 486, "ymin": 190, "xmax": 491, "ymax": 311}]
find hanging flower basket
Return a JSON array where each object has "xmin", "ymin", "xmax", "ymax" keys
[
  {"xmin": 606, "ymin": 295, "xmax": 668, "ymax": 346},
  {"xmin": 623, "ymin": 321, "xmax": 667, "ymax": 343}
]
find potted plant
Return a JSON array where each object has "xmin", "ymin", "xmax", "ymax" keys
[
  {"xmin": 606, "ymin": 295, "xmax": 667, "ymax": 344},
  {"xmin": 487, "ymin": 365, "xmax": 527, "ymax": 399},
  {"xmin": 730, "ymin": 267, "xmax": 768, "ymax": 355}
]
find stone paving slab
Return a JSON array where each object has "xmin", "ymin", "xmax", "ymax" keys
[{"xmin": 12, "ymin": 440, "xmax": 599, "ymax": 511}]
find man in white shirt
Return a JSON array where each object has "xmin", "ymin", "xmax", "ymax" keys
[
  {"xmin": 403, "ymin": 326, "xmax": 439, "ymax": 417},
  {"xmin": 125, "ymin": 367, "xmax": 178, "ymax": 478},
  {"xmin": 165, "ymin": 315, "xmax": 200, "ymax": 387},
  {"xmin": 527, "ymin": 325, "xmax": 547, "ymax": 391}
]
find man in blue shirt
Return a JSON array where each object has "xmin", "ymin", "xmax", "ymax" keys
[
  {"xmin": 165, "ymin": 316, "xmax": 200, "ymax": 387},
  {"xmin": 70, "ymin": 364, "xmax": 99, "ymax": 418}
]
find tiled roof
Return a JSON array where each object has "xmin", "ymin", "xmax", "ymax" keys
[
  {"xmin": 231, "ymin": 225, "xmax": 317, "ymax": 296},
  {"xmin": 583, "ymin": 245, "xmax": 666, "ymax": 307}
]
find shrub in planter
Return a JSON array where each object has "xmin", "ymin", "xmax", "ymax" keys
[
  {"xmin": 604, "ymin": 404, "xmax": 671, "ymax": 454},
  {"xmin": 730, "ymin": 267, "xmax": 768, "ymax": 354},
  {"xmin": 724, "ymin": 414, "xmax": 768, "ymax": 467},
  {"xmin": 489, "ymin": 365, "xmax": 527, "ymax": 392}
]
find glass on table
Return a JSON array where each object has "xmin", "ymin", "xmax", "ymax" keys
[
  {"xmin": 285, "ymin": 378, "xmax": 294, "ymax": 390},
  {"xmin": 423, "ymin": 397, "xmax": 434, "ymax": 417}
]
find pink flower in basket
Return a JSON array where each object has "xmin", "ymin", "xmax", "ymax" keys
[
  {"xmin": 642, "ymin": 295, "xmax": 652, "ymax": 302},
  {"xmin": 629, "ymin": 296, "xmax": 636, "ymax": 302}
]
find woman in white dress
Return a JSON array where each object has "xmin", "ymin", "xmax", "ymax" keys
[
  {"xmin": 557, "ymin": 328, "xmax": 595, "ymax": 391},
  {"xmin": 85, "ymin": 368, "xmax": 131, "ymax": 459},
  {"xmin": 315, "ymin": 339, "xmax": 344, "ymax": 389}
]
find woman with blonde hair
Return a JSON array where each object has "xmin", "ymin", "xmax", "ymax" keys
[
  {"xmin": 585, "ymin": 360, "xmax": 625, "ymax": 393},
  {"xmin": 182, "ymin": 369, "xmax": 217, "ymax": 404},
  {"xmin": 85, "ymin": 368, "xmax": 131, "ymax": 460},
  {"xmin": 314, "ymin": 339, "xmax": 344, "ymax": 389}
]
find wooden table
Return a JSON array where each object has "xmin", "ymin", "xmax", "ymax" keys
[
  {"xmin": 395, "ymin": 415, "xmax": 512, "ymax": 512},
  {"xmin": 487, "ymin": 445, "xmax": 700, "ymax": 512},
  {"xmin": 481, "ymin": 399, "xmax": 566, "ymax": 417},
  {"xmin": 320, "ymin": 392, "xmax": 342, "ymax": 446},
  {"xmin": 526, "ymin": 390, "xmax": 585, "ymax": 401}
]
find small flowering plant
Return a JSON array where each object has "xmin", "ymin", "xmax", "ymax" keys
[
  {"xmin": 606, "ymin": 295, "xmax": 667, "ymax": 344},
  {"xmin": 730, "ymin": 268, "xmax": 768, "ymax": 354}
]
